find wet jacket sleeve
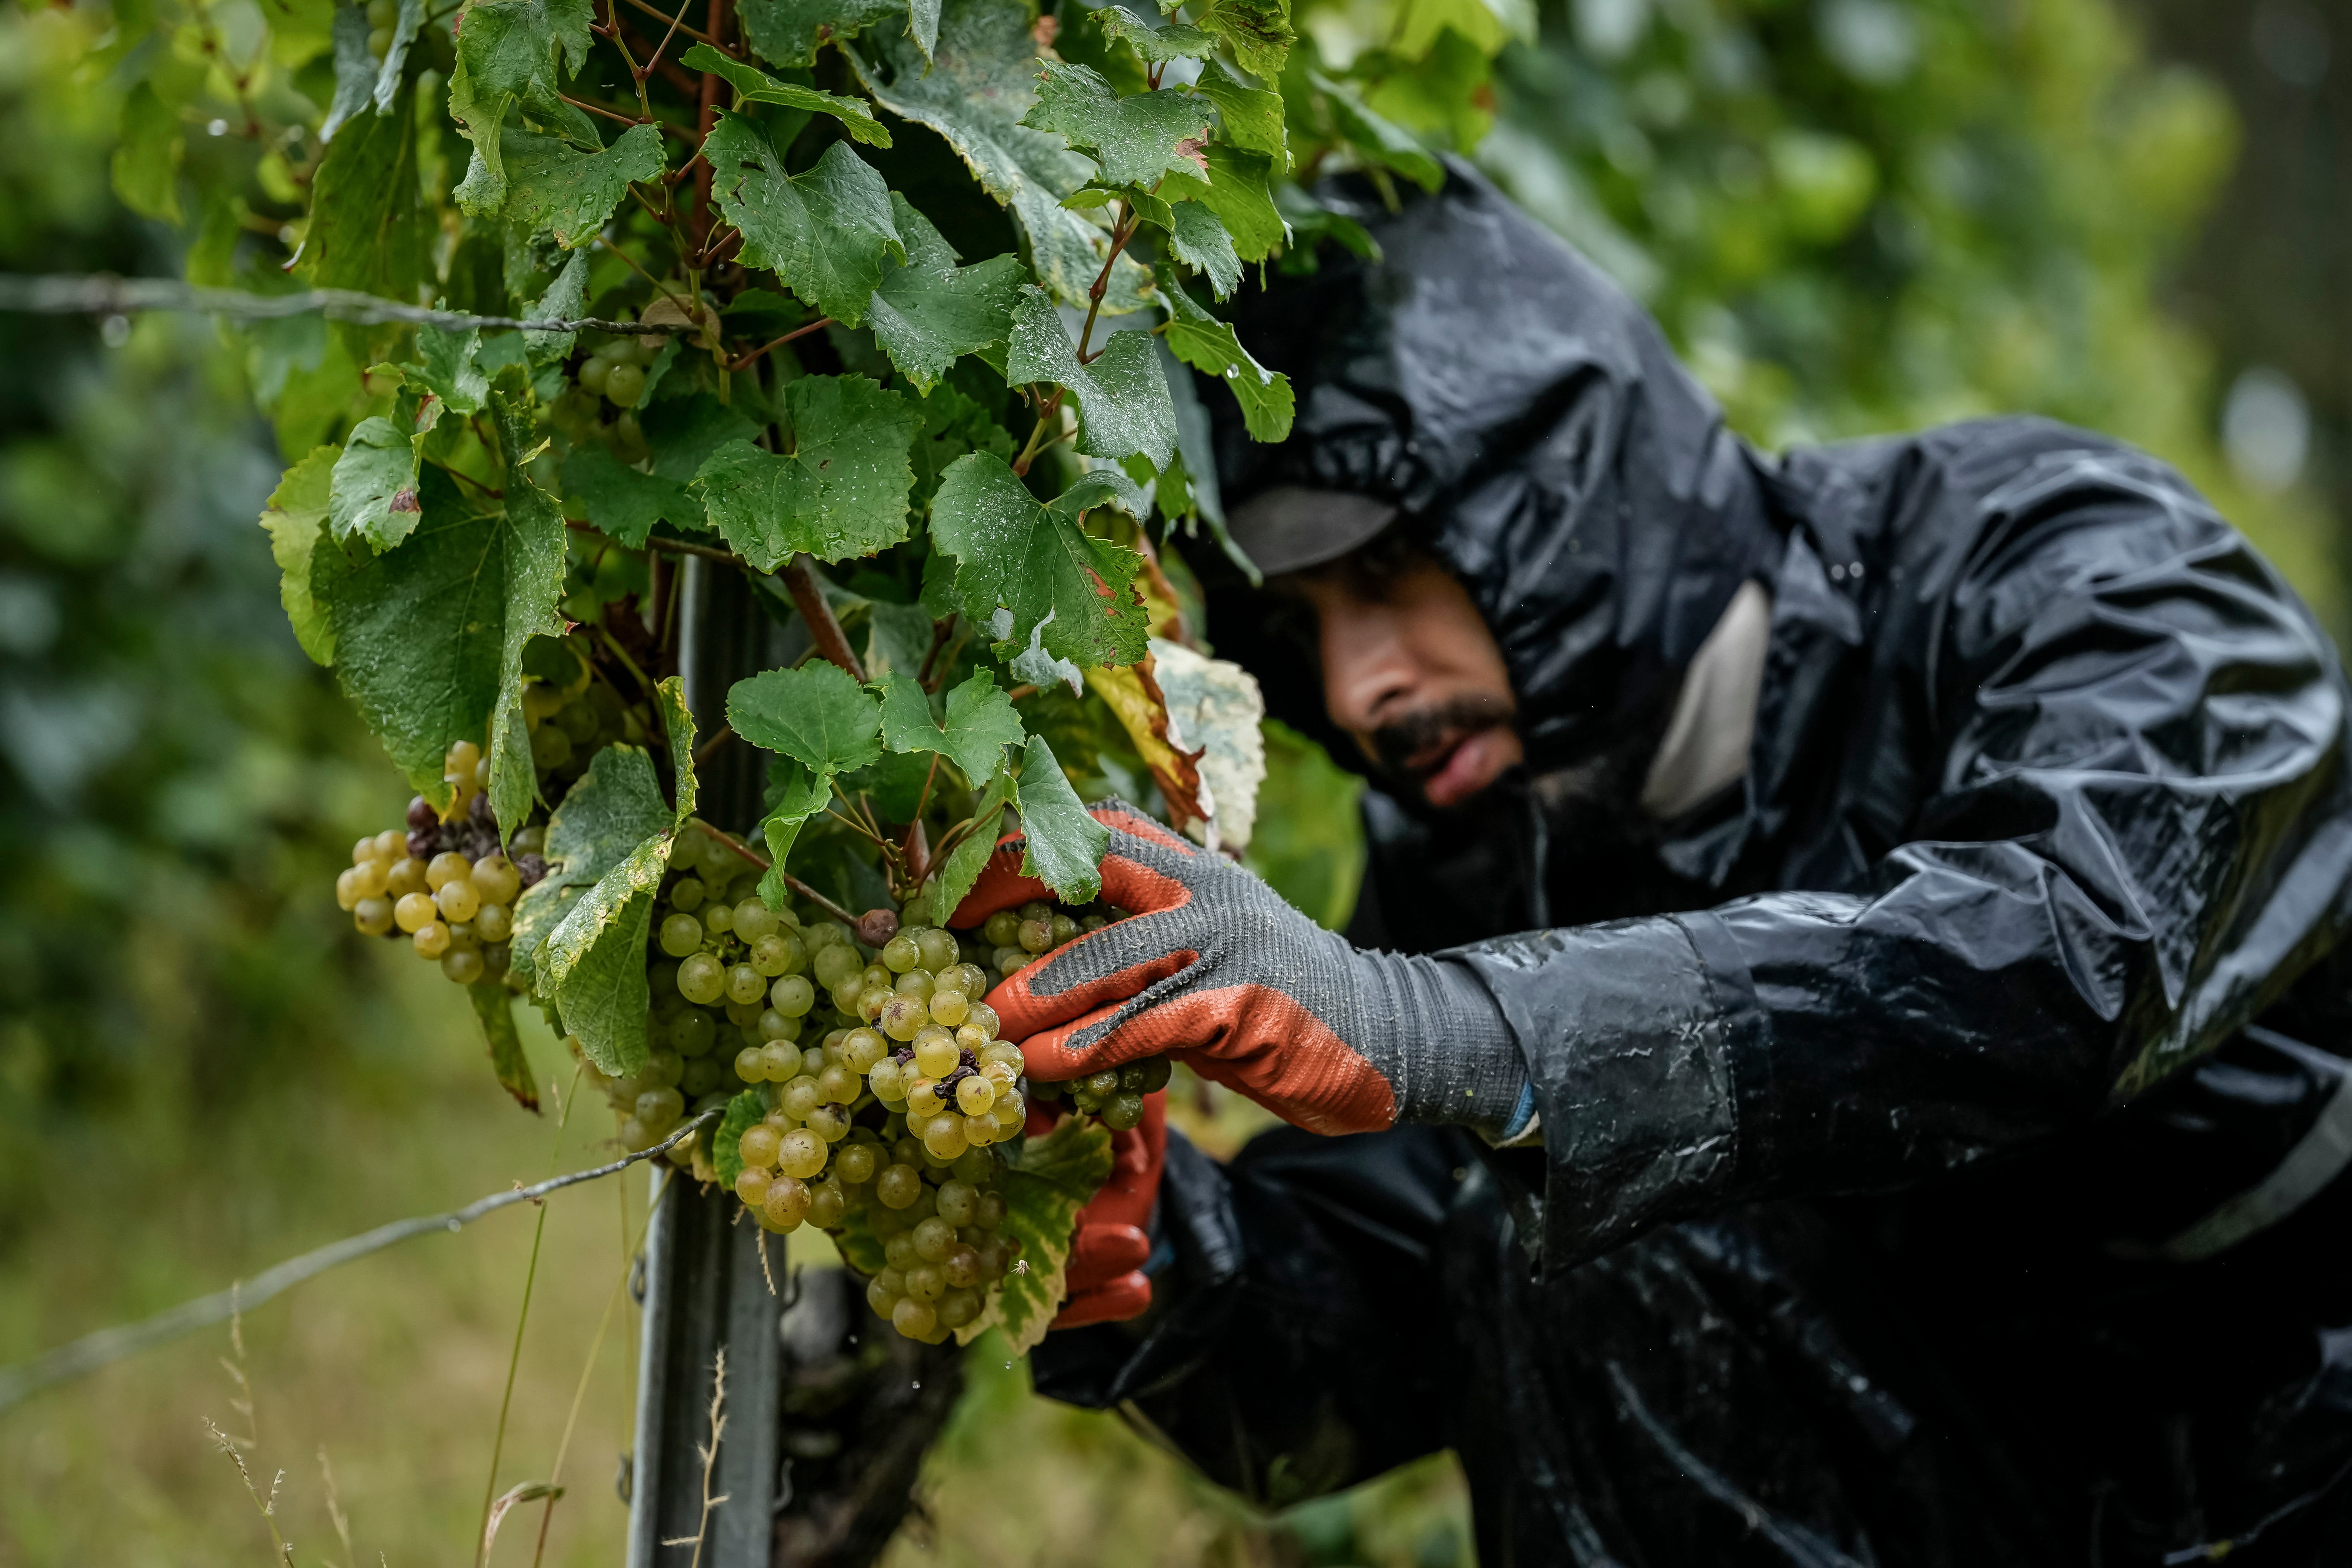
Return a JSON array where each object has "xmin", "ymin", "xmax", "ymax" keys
[{"xmin": 1459, "ymin": 454, "xmax": 2352, "ymax": 1272}]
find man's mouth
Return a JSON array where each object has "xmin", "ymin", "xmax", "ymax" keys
[
  {"xmin": 1367, "ymin": 693, "xmax": 1520, "ymax": 806},
  {"xmin": 1418, "ymin": 728, "xmax": 1513, "ymax": 807}
]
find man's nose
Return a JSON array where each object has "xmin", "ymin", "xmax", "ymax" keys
[{"xmin": 1319, "ymin": 601, "xmax": 1419, "ymax": 734}]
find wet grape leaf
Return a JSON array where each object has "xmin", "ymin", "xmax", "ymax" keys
[
  {"xmin": 322, "ymin": 2, "xmax": 380, "ymax": 142},
  {"xmin": 327, "ymin": 416, "xmax": 425, "ymax": 549},
  {"xmin": 705, "ymin": 120, "xmax": 903, "ymax": 327},
  {"xmin": 523, "ymin": 250, "xmax": 591, "ymax": 362},
  {"xmin": 305, "ymin": 89, "xmax": 429, "ymax": 310},
  {"xmin": 1156, "ymin": 267, "xmax": 1293, "ymax": 440},
  {"xmin": 1003, "ymin": 287, "xmax": 1176, "ymax": 469},
  {"xmin": 487, "ymin": 389, "xmax": 573, "ymax": 839},
  {"xmin": 470, "ymin": 981, "xmax": 542, "ymax": 1112},
  {"xmin": 910, "ymin": 381, "xmax": 1017, "ymax": 514},
  {"xmin": 656, "ymin": 674, "xmax": 699, "ymax": 825},
  {"xmin": 738, "ymin": 0, "xmax": 901, "ymax": 68},
  {"xmin": 682, "ymin": 43, "xmax": 891, "ymax": 146},
  {"xmin": 1020, "ymin": 63, "xmax": 1211, "ymax": 189},
  {"xmin": 644, "ymin": 394, "xmax": 763, "ymax": 482},
  {"xmin": 956, "ymin": 1114, "xmax": 1113, "ymax": 1350},
  {"xmin": 917, "ymin": 758, "xmax": 1011, "ymax": 928},
  {"xmin": 1190, "ymin": 59, "xmax": 1286, "ymax": 166},
  {"xmin": 712, "ymin": 1089, "xmax": 765, "ymax": 1188},
  {"xmin": 561, "ymin": 446, "xmax": 702, "ymax": 548},
  {"xmin": 1166, "ymin": 200, "xmax": 1240, "ymax": 299},
  {"xmin": 844, "ymin": 0, "xmax": 1150, "ymax": 314},
  {"xmin": 929, "ymin": 451, "xmax": 1149, "ymax": 672},
  {"xmin": 693, "ymin": 375, "xmax": 919, "ymax": 569},
  {"xmin": 868, "ymin": 195, "xmax": 1025, "ymax": 394},
  {"xmin": 502, "ymin": 122, "xmax": 665, "ymax": 248},
  {"xmin": 1094, "ymin": 7, "xmax": 1214, "ymax": 61},
  {"xmin": 1191, "ymin": 0, "xmax": 1295, "ymax": 81},
  {"xmin": 1159, "ymin": 144, "xmax": 1289, "ymax": 261},
  {"xmin": 546, "ymin": 831, "xmax": 673, "ymax": 1074},
  {"xmin": 729, "ymin": 660, "xmax": 886, "ymax": 774},
  {"xmin": 755, "ymin": 756, "xmax": 831, "ymax": 906},
  {"xmin": 447, "ymin": 0, "xmax": 597, "ymax": 215},
  {"xmin": 877, "ymin": 667, "xmax": 1025, "ymax": 788},
  {"xmin": 508, "ymin": 744, "xmax": 673, "ymax": 988},
  {"xmin": 313, "ymin": 475, "xmax": 563, "ymax": 814},
  {"xmin": 412, "ymin": 325, "xmax": 491, "ymax": 414},
  {"xmin": 259, "ymin": 447, "xmax": 339, "ymax": 667},
  {"xmin": 1014, "ymin": 734, "xmax": 1108, "ymax": 902}
]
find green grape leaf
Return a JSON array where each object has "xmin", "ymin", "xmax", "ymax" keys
[
  {"xmin": 523, "ymin": 250, "xmax": 591, "ymax": 362},
  {"xmin": 1014, "ymin": 733, "xmax": 1108, "ymax": 902},
  {"xmin": 327, "ymin": 415, "xmax": 425, "ymax": 549},
  {"xmin": 1156, "ymin": 267, "xmax": 1293, "ymax": 440},
  {"xmin": 729, "ymin": 660, "xmax": 886, "ymax": 774},
  {"xmin": 644, "ymin": 394, "xmax": 763, "ymax": 482},
  {"xmin": 1161, "ymin": 144, "xmax": 1289, "ymax": 261},
  {"xmin": 1190, "ymin": 59, "xmax": 1287, "ymax": 166},
  {"xmin": 487, "ymin": 388, "xmax": 572, "ymax": 840},
  {"xmin": 681, "ymin": 43, "xmax": 892, "ymax": 146},
  {"xmin": 111, "ymin": 84, "xmax": 183, "ymax": 225},
  {"xmin": 1310, "ymin": 70, "xmax": 1443, "ymax": 192},
  {"xmin": 412, "ymin": 325, "xmax": 490, "ymax": 415},
  {"xmin": 876, "ymin": 667, "xmax": 1025, "ymax": 787},
  {"xmin": 448, "ymin": 0, "xmax": 599, "ymax": 215},
  {"xmin": 323, "ymin": 2, "xmax": 379, "ymax": 141},
  {"xmin": 312, "ymin": 477, "xmax": 566, "ymax": 813},
  {"xmin": 1191, "ymin": 0, "xmax": 1295, "ymax": 81},
  {"xmin": 692, "ymin": 375, "xmax": 918, "ymax": 569},
  {"xmin": 913, "ymin": 757, "xmax": 1010, "ymax": 927},
  {"xmin": 911, "ymin": 381, "xmax": 1017, "ymax": 514},
  {"xmin": 562, "ymin": 446, "xmax": 702, "ymax": 547},
  {"xmin": 845, "ymin": 0, "xmax": 1150, "ymax": 314},
  {"xmin": 305, "ymin": 93, "xmax": 428, "ymax": 307},
  {"xmin": 1012, "ymin": 1106, "xmax": 1118, "ymax": 1196},
  {"xmin": 704, "ymin": 119, "xmax": 903, "ymax": 327},
  {"xmin": 739, "ymin": 0, "xmax": 901, "ymax": 68},
  {"xmin": 909, "ymin": 0, "xmax": 942, "ymax": 56},
  {"xmin": 372, "ymin": 0, "xmax": 428, "ymax": 114},
  {"xmin": 503, "ymin": 122, "xmax": 666, "ymax": 248},
  {"xmin": 260, "ymin": 448, "xmax": 339, "ymax": 666},
  {"xmin": 1020, "ymin": 63, "xmax": 1210, "ymax": 189},
  {"xmin": 1387, "ymin": 0, "xmax": 1533, "ymax": 59},
  {"xmin": 868, "ymin": 195, "xmax": 1025, "ymax": 394},
  {"xmin": 547, "ymin": 831, "xmax": 672, "ymax": 1074},
  {"xmin": 470, "ymin": 981, "xmax": 541, "ymax": 1112},
  {"xmin": 1166, "ymin": 200, "xmax": 1240, "ymax": 300},
  {"xmin": 656, "ymin": 674, "xmax": 699, "ymax": 825},
  {"xmin": 711, "ymin": 1089, "xmax": 765, "ymax": 1188},
  {"xmin": 1094, "ymin": 7, "xmax": 1214, "ymax": 61},
  {"xmin": 929, "ymin": 451, "xmax": 1148, "ymax": 672},
  {"xmin": 511, "ymin": 745, "xmax": 674, "ymax": 988},
  {"xmin": 958, "ymin": 1113, "xmax": 1114, "ymax": 1350},
  {"xmin": 1003, "ymin": 287, "xmax": 1177, "ymax": 469},
  {"xmin": 756, "ymin": 756, "xmax": 831, "ymax": 906},
  {"xmin": 862, "ymin": 598, "xmax": 937, "ymax": 680}
]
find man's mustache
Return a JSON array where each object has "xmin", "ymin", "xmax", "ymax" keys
[{"xmin": 1368, "ymin": 693, "xmax": 1519, "ymax": 779}]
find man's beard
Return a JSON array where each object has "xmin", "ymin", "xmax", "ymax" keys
[{"xmin": 1367, "ymin": 692, "xmax": 1520, "ymax": 793}]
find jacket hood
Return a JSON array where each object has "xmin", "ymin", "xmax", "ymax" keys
[{"xmin": 1207, "ymin": 161, "xmax": 1779, "ymax": 774}]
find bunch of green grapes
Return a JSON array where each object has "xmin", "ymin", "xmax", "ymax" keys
[
  {"xmin": 572, "ymin": 335, "xmax": 661, "ymax": 411},
  {"xmin": 334, "ymin": 738, "xmax": 534, "ymax": 986}
]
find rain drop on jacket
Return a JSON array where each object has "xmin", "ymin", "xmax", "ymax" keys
[{"xmin": 1033, "ymin": 165, "xmax": 2352, "ymax": 1566}]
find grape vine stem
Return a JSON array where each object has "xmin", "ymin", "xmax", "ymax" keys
[
  {"xmin": 0, "ymin": 1110, "xmax": 720, "ymax": 1414},
  {"xmin": 695, "ymin": 819, "xmax": 864, "ymax": 928},
  {"xmin": 781, "ymin": 554, "xmax": 866, "ymax": 681}
]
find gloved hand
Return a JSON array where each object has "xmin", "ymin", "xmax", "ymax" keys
[
  {"xmin": 1033, "ymin": 1090, "xmax": 1165, "ymax": 1327},
  {"xmin": 954, "ymin": 799, "xmax": 1527, "ymax": 1138}
]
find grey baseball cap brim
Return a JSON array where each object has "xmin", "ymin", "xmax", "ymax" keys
[{"xmin": 1224, "ymin": 487, "xmax": 1401, "ymax": 577}]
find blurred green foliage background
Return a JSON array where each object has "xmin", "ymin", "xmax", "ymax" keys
[{"xmin": 2, "ymin": 0, "xmax": 2344, "ymax": 1562}]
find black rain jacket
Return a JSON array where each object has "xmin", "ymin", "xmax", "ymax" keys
[{"xmin": 1033, "ymin": 166, "xmax": 2352, "ymax": 1565}]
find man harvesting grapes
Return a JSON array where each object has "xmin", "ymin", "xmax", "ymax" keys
[{"xmin": 971, "ymin": 168, "xmax": 2352, "ymax": 1563}]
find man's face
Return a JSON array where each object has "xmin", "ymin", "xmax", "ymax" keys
[{"xmin": 1285, "ymin": 549, "xmax": 1524, "ymax": 808}]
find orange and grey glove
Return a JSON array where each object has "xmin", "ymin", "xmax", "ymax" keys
[
  {"xmin": 956, "ymin": 800, "xmax": 1528, "ymax": 1138},
  {"xmin": 1032, "ymin": 1091, "xmax": 1165, "ymax": 1327}
]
